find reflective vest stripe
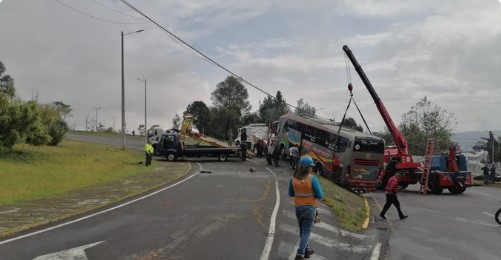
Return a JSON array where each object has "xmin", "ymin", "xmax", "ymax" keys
[{"xmin": 295, "ymin": 192, "xmax": 314, "ymax": 197}]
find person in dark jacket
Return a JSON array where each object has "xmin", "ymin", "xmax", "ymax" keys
[
  {"xmin": 240, "ymin": 142, "xmax": 247, "ymax": 161},
  {"xmin": 481, "ymin": 164, "xmax": 490, "ymax": 184},
  {"xmin": 490, "ymin": 164, "xmax": 497, "ymax": 184},
  {"xmin": 272, "ymin": 143, "xmax": 281, "ymax": 167},
  {"xmin": 380, "ymin": 172, "xmax": 408, "ymax": 220}
]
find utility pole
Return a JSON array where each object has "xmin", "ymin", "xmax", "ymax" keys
[
  {"xmin": 121, "ymin": 29, "xmax": 145, "ymax": 150},
  {"xmin": 93, "ymin": 106, "xmax": 101, "ymax": 132},
  {"xmin": 137, "ymin": 78, "xmax": 147, "ymax": 142},
  {"xmin": 111, "ymin": 116, "xmax": 118, "ymax": 131}
]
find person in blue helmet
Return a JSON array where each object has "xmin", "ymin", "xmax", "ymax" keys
[{"xmin": 289, "ymin": 156, "xmax": 324, "ymax": 260}]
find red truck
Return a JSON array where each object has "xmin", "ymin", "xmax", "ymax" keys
[{"xmin": 343, "ymin": 45, "xmax": 471, "ymax": 194}]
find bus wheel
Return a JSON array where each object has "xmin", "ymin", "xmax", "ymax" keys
[{"xmin": 315, "ymin": 163, "xmax": 323, "ymax": 176}]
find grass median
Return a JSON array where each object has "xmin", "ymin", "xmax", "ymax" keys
[
  {"xmin": 0, "ymin": 139, "xmax": 191, "ymax": 237},
  {"xmin": 319, "ymin": 177, "xmax": 368, "ymax": 231}
]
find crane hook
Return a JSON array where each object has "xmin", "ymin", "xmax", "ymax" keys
[{"xmin": 348, "ymin": 83, "xmax": 353, "ymax": 95}]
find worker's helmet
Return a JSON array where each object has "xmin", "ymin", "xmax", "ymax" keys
[{"xmin": 299, "ymin": 156, "xmax": 315, "ymax": 167}]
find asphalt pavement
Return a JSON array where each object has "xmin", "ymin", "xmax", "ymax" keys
[{"xmin": 0, "ymin": 132, "xmax": 385, "ymax": 259}]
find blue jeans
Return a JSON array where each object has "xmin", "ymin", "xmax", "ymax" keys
[{"xmin": 295, "ymin": 206, "xmax": 316, "ymax": 256}]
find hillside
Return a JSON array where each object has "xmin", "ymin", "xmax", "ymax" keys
[{"xmin": 452, "ymin": 130, "xmax": 501, "ymax": 152}]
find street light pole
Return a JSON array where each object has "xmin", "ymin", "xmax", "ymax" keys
[
  {"xmin": 121, "ymin": 29, "xmax": 144, "ymax": 150},
  {"xmin": 93, "ymin": 106, "xmax": 101, "ymax": 132},
  {"xmin": 111, "ymin": 116, "xmax": 118, "ymax": 131},
  {"xmin": 137, "ymin": 78, "xmax": 147, "ymax": 143}
]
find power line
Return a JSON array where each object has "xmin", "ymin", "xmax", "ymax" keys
[
  {"xmin": 119, "ymin": 0, "xmax": 300, "ymax": 111},
  {"xmin": 88, "ymin": 0, "xmax": 146, "ymax": 21},
  {"xmin": 54, "ymin": 0, "xmax": 149, "ymax": 25}
]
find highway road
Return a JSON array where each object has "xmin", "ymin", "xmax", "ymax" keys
[
  {"xmin": 0, "ymin": 134, "xmax": 381, "ymax": 259},
  {"xmin": 368, "ymin": 184, "xmax": 501, "ymax": 259},
  {"xmin": 2, "ymin": 134, "xmax": 500, "ymax": 259}
]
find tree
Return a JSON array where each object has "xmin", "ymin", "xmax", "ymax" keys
[
  {"xmin": 373, "ymin": 128, "xmax": 394, "ymax": 146},
  {"xmin": 399, "ymin": 96, "xmax": 456, "ymax": 155},
  {"xmin": 242, "ymin": 112, "xmax": 261, "ymax": 125},
  {"xmin": 138, "ymin": 124, "xmax": 146, "ymax": 135},
  {"xmin": 0, "ymin": 61, "xmax": 15, "ymax": 98},
  {"xmin": 342, "ymin": 117, "xmax": 363, "ymax": 132},
  {"xmin": 184, "ymin": 101, "xmax": 210, "ymax": 134},
  {"xmin": 480, "ymin": 131, "xmax": 500, "ymax": 163},
  {"xmin": 172, "ymin": 114, "xmax": 181, "ymax": 130},
  {"xmin": 259, "ymin": 91, "xmax": 290, "ymax": 125},
  {"xmin": 51, "ymin": 101, "xmax": 72, "ymax": 120},
  {"xmin": 294, "ymin": 98, "xmax": 316, "ymax": 117},
  {"xmin": 210, "ymin": 76, "xmax": 251, "ymax": 141},
  {"xmin": 45, "ymin": 102, "xmax": 71, "ymax": 146}
]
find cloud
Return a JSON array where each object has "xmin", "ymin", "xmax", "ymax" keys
[{"xmin": 1, "ymin": 0, "xmax": 501, "ymax": 134}]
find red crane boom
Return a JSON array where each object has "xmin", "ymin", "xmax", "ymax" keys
[{"xmin": 342, "ymin": 45, "xmax": 420, "ymax": 171}]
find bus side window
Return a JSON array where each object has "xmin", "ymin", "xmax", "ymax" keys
[{"xmin": 315, "ymin": 129, "xmax": 328, "ymax": 146}]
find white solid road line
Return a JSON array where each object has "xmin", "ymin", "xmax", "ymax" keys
[
  {"xmin": 0, "ymin": 162, "xmax": 202, "ymax": 246},
  {"xmin": 370, "ymin": 242, "xmax": 382, "ymax": 260},
  {"xmin": 482, "ymin": 212, "xmax": 495, "ymax": 217},
  {"xmin": 260, "ymin": 167, "xmax": 280, "ymax": 260}
]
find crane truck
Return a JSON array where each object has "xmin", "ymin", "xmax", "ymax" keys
[
  {"xmin": 155, "ymin": 114, "xmax": 241, "ymax": 161},
  {"xmin": 342, "ymin": 45, "xmax": 471, "ymax": 194}
]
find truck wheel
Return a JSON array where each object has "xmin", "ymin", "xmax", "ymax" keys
[
  {"xmin": 219, "ymin": 153, "xmax": 228, "ymax": 162},
  {"xmin": 399, "ymin": 184, "xmax": 409, "ymax": 189},
  {"xmin": 427, "ymin": 179, "xmax": 443, "ymax": 195},
  {"xmin": 448, "ymin": 181, "xmax": 466, "ymax": 194},
  {"xmin": 166, "ymin": 152, "xmax": 176, "ymax": 161},
  {"xmin": 495, "ymin": 208, "xmax": 501, "ymax": 225}
]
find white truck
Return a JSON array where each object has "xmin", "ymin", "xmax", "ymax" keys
[
  {"xmin": 147, "ymin": 127, "xmax": 166, "ymax": 143},
  {"xmin": 234, "ymin": 123, "xmax": 269, "ymax": 152}
]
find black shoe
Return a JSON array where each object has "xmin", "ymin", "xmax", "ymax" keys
[
  {"xmin": 400, "ymin": 215, "xmax": 408, "ymax": 220},
  {"xmin": 379, "ymin": 213, "xmax": 387, "ymax": 219},
  {"xmin": 294, "ymin": 255, "xmax": 304, "ymax": 260},
  {"xmin": 304, "ymin": 248, "xmax": 314, "ymax": 258}
]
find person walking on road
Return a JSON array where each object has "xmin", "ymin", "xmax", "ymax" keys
[
  {"xmin": 267, "ymin": 141, "xmax": 275, "ymax": 165},
  {"xmin": 272, "ymin": 143, "xmax": 281, "ymax": 167},
  {"xmin": 490, "ymin": 164, "xmax": 497, "ymax": 184},
  {"xmin": 289, "ymin": 156, "xmax": 324, "ymax": 260},
  {"xmin": 240, "ymin": 141, "xmax": 247, "ymax": 161},
  {"xmin": 289, "ymin": 144, "xmax": 300, "ymax": 170},
  {"xmin": 144, "ymin": 140, "xmax": 154, "ymax": 166},
  {"xmin": 380, "ymin": 172, "xmax": 408, "ymax": 220},
  {"xmin": 481, "ymin": 164, "xmax": 490, "ymax": 184}
]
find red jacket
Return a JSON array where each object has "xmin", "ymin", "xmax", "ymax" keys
[{"xmin": 385, "ymin": 176, "xmax": 398, "ymax": 194}]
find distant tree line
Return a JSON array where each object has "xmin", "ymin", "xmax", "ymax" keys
[
  {"xmin": 0, "ymin": 61, "xmax": 70, "ymax": 153},
  {"xmin": 174, "ymin": 75, "xmax": 369, "ymax": 142}
]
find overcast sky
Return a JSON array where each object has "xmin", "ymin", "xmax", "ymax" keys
[{"xmin": 1, "ymin": 0, "xmax": 501, "ymax": 135}]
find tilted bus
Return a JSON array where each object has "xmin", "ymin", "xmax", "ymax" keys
[{"xmin": 274, "ymin": 114, "xmax": 385, "ymax": 190}]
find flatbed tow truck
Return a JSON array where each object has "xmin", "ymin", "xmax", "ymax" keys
[{"xmin": 155, "ymin": 115, "xmax": 240, "ymax": 161}]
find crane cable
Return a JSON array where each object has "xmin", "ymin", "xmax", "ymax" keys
[{"xmin": 343, "ymin": 52, "xmax": 372, "ymax": 135}]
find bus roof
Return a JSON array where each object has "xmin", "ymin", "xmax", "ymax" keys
[{"xmin": 280, "ymin": 113, "xmax": 378, "ymax": 139}]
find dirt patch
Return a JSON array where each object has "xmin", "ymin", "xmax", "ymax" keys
[{"xmin": 0, "ymin": 160, "xmax": 191, "ymax": 239}]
